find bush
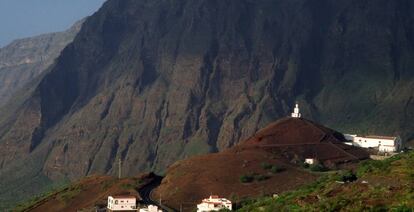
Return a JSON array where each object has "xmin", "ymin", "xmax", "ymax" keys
[
  {"xmin": 309, "ymin": 164, "xmax": 328, "ymax": 172},
  {"xmin": 270, "ymin": 166, "xmax": 285, "ymax": 174},
  {"xmin": 356, "ymin": 160, "xmax": 391, "ymax": 177},
  {"xmin": 391, "ymin": 205, "xmax": 412, "ymax": 212},
  {"xmin": 255, "ymin": 175, "xmax": 270, "ymax": 182},
  {"xmin": 338, "ymin": 171, "xmax": 357, "ymax": 182},
  {"xmin": 301, "ymin": 163, "xmax": 310, "ymax": 169},
  {"xmin": 240, "ymin": 175, "xmax": 254, "ymax": 183},
  {"xmin": 261, "ymin": 162, "xmax": 273, "ymax": 170}
]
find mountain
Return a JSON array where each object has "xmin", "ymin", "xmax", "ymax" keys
[
  {"xmin": 0, "ymin": 20, "xmax": 83, "ymax": 107},
  {"xmin": 153, "ymin": 118, "xmax": 368, "ymax": 211},
  {"xmin": 18, "ymin": 118, "xmax": 369, "ymax": 211},
  {"xmin": 0, "ymin": 0, "xmax": 414, "ymax": 208}
]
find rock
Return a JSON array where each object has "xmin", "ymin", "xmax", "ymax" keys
[
  {"xmin": 0, "ymin": 19, "xmax": 83, "ymax": 106},
  {"xmin": 1, "ymin": 0, "xmax": 414, "ymax": 207}
]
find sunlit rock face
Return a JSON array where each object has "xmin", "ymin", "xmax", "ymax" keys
[
  {"xmin": 0, "ymin": 0, "xmax": 413, "ymax": 207},
  {"xmin": 0, "ymin": 20, "xmax": 83, "ymax": 106}
]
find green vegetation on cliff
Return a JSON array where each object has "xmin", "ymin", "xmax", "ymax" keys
[
  {"xmin": 1, "ymin": 0, "xmax": 414, "ymax": 209},
  {"xmin": 238, "ymin": 152, "xmax": 414, "ymax": 211}
]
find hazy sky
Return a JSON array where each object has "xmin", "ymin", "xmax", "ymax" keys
[{"xmin": 0, "ymin": 0, "xmax": 106, "ymax": 47}]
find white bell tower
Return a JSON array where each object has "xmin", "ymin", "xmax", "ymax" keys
[{"xmin": 291, "ymin": 103, "xmax": 301, "ymax": 118}]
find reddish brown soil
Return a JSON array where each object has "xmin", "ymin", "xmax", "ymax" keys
[
  {"xmin": 154, "ymin": 147, "xmax": 317, "ymax": 211},
  {"xmin": 246, "ymin": 117, "xmax": 338, "ymax": 145},
  {"xmin": 154, "ymin": 118, "xmax": 369, "ymax": 211},
  {"xmin": 26, "ymin": 174, "xmax": 153, "ymax": 212},
  {"xmin": 246, "ymin": 118, "xmax": 369, "ymax": 164}
]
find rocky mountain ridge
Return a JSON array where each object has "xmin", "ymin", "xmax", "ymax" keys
[
  {"xmin": 0, "ymin": 20, "xmax": 83, "ymax": 106},
  {"xmin": 0, "ymin": 0, "xmax": 413, "ymax": 208}
]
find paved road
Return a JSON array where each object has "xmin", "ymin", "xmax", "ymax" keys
[{"xmin": 138, "ymin": 175, "xmax": 177, "ymax": 212}]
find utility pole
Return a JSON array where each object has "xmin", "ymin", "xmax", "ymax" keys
[
  {"xmin": 118, "ymin": 158, "xmax": 122, "ymax": 179},
  {"xmin": 159, "ymin": 193, "xmax": 162, "ymax": 206}
]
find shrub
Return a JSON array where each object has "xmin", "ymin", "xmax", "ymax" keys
[
  {"xmin": 240, "ymin": 175, "xmax": 254, "ymax": 183},
  {"xmin": 392, "ymin": 205, "xmax": 412, "ymax": 212},
  {"xmin": 255, "ymin": 175, "xmax": 270, "ymax": 182},
  {"xmin": 338, "ymin": 171, "xmax": 357, "ymax": 182},
  {"xmin": 309, "ymin": 164, "xmax": 328, "ymax": 172},
  {"xmin": 270, "ymin": 166, "xmax": 285, "ymax": 174},
  {"xmin": 261, "ymin": 162, "xmax": 273, "ymax": 170},
  {"xmin": 120, "ymin": 183, "xmax": 134, "ymax": 190},
  {"xmin": 356, "ymin": 160, "xmax": 391, "ymax": 177},
  {"xmin": 301, "ymin": 163, "xmax": 310, "ymax": 169}
]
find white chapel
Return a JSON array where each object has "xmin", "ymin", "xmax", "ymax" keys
[{"xmin": 291, "ymin": 103, "xmax": 301, "ymax": 118}]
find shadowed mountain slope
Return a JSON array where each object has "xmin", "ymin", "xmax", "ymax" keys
[
  {"xmin": 0, "ymin": 20, "xmax": 83, "ymax": 106},
  {"xmin": 0, "ymin": 0, "xmax": 413, "ymax": 208}
]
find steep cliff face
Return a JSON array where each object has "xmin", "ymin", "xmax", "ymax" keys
[
  {"xmin": 1, "ymin": 0, "xmax": 414, "ymax": 207},
  {"xmin": 0, "ymin": 20, "xmax": 83, "ymax": 107}
]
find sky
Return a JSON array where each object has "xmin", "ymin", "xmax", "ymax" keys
[{"xmin": 0, "ymin": 0, "xmax": 106, "ymax": 47}]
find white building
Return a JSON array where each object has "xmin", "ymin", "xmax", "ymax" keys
[
  {"xmin": 304, "ymin": 158, "xmax": 316, "ymax": 165},
  {"xmin": 197, "ymin": 195, "xmax": 232, "ymax": 212},
  {"xmin": 107, "ymin": 195, "xmax": 137, "ymax": 211},
  {"xmin": 291, "ymin": 103, "xmax": 301, "ymax": 118},
  {"xmin": 139, "ymin": 205, "xmax": 162, "ymax": 212},
  {"xmin": 344, "ymin": 134, "xmax": 402, "ymax": 153}
]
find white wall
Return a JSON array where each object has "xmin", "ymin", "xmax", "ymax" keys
[
  {"xmin": 344, "ymin": 135, "xmax": 401, "ymax": 152},
  {"xmin": 107, "ymin": 196, "xmax": 136, "ymax": 211}
]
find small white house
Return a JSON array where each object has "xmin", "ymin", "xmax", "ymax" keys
[
  {"xmin": 107, "ymin": 195, "xmax": 137, "ymax": 211},
  {"xmin": 197, "ymin": 195, "xmax": 232, "ymax": 212},
  {"xmin": 291, "ymin": 103, "xmax": 302, "ymax": 118},
  {"xmin": 139, "ymin": 205, "xmax": 162, "ymax": 212},
  {"xmin": 344, "ymin": 134, "xmax": 402, "ymax": 153},
  {"xmin": 304, "ymin": 158, "xmax": 316, "ymax": 165}
]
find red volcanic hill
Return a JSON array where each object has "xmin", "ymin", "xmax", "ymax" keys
[
  {"xmin": 247, "ymin": 117, "xmax": 344, "ymax": 145},
  {"xmin": 154, "ymin": 118, "xmax": 369, "ymax": 211},
  {"xmin": 245, "ymin": 118, "xmax": 369, "ymax": 164},
  {"xmin": 17, "ymin": 174, "xmax": 156, "ymax": 212}
]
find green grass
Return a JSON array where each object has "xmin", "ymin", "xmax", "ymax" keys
[
  {"xmin": 237, "ymin": 151, "xmax": 414, "ymax": 211},
  {"xmin": 0, "ymin": 149, "xmax": 72, "ymax": 211},
  {"xmin": 56, "ymin": 184, "xmax": 84, "ymax": 204},
  {"xmin": 13, "ymin": 181, "xmax": 70, "ymax": 211},
  {"xmin": 101, "ymin": 178, "xmax": 118, "ymax": 190}
]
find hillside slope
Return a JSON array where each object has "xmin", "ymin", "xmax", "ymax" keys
[
  {"xmin": 15, "ymin": 174, "xmax": 155, "ymax": 212},
  {"xmin": 239, "ymin": 151, "xmax": 414, "ymax": 211},
  {"xmin": 0, "ymin": 0, "xmax": 413, "ymax": 208},
  {"xmin": 153, "ymin": 118, "xmax": 368, "ymax": 211},
  {"xmin": 0, "ymin": 20, "xmax": 83, "ymax": 106}
]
